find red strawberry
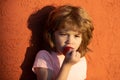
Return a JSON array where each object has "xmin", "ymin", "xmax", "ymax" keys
[{"xmin": 63, "ymin": 46, "xmax": 73, "ymax": 55}]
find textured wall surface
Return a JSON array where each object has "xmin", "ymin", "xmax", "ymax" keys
[{"xmin": 0, "ymin": 0, "xmax": 120, "ymax": 80}]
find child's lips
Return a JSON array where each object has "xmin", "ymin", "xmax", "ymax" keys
[{"xmin": 63, "ymin": 46, "xmax": 73, "ymax": 55}]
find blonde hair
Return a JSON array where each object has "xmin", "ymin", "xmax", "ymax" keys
[{"xmin": 44, "ymin": 5, "xmax": 94, "ymax": 57}]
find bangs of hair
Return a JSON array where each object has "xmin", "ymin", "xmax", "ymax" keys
[
  {"xmin": 60, "ymin": 21, "xmax": 80, "ymax": 32},
  {"xmin": 57, "ymin": 17, "xmax": 87, "ymax": 33}
]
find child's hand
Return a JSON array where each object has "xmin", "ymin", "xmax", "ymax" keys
[{"xmin": 63, "ymin": 47, "xmax": 81, "ymax": 66}]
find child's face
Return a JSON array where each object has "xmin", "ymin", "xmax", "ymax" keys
[{"xmin": 54, "ymin": 29, "xmax": 82, "ymax": 53}]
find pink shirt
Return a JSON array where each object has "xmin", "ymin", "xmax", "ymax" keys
[{"xmin": 32, "ymin": 50, "xmax": 87, "ymax": 80}]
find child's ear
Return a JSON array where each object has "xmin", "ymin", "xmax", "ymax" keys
[
  {"xmin": 48, "ymin": 32, "xmax": 52, "ymax": 43},
  {"xmin": 48, "ymin": 32, "xmax": 55, "ymax": 48},
  {"xmin": 48, "ymin": 32, "xmax": 51, "ymax": 38}
]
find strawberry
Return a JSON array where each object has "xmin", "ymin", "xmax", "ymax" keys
[{"xmin": 63, "ymin": 46, "xmax": 73, "ymax": 55}]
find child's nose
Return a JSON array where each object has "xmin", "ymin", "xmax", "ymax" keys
[{"xmin": 66, "ymin": 36, "xmax": 73, "ymax": 44}]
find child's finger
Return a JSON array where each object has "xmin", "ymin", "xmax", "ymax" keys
[
  {"xmin": 76, "ymin": 52, "xmax": 81, "ymax": 58},
  {"xmin": 66, "ymin": 49, "xmax": 73, "ymax": 56}
]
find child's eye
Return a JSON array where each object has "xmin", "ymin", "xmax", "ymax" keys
[{"xmin": 75, "ymin": 35, "xmax": 81, "ymax": 37}]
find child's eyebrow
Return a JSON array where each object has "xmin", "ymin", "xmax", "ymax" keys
[{"xmin": 58, "ymin": 31, "xmax": 67, "ymax": 34}]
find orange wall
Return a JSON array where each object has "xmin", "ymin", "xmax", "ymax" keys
[{"xmin": 0, "ymin": 0, "xmax": 120, "ymax": 80}]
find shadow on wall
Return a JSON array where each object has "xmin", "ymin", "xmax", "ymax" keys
[{"xmin": 20, "ymin": 6, "xmax": 55, "ymax": 80}]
